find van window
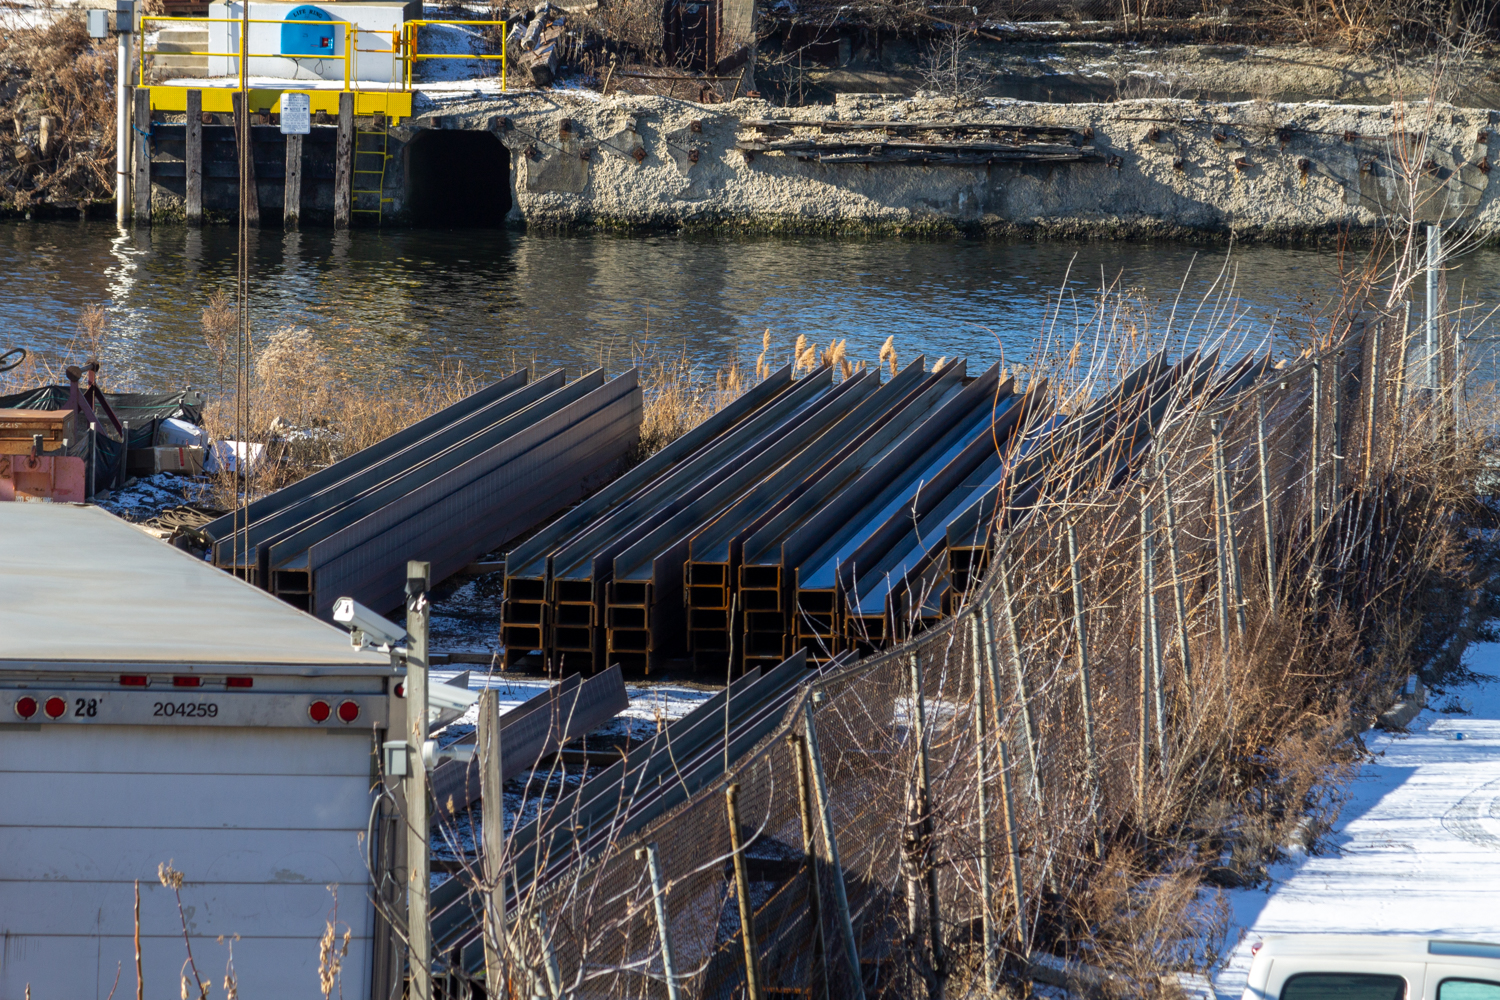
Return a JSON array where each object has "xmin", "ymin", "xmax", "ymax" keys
[
  {"xmin": 1438, "ymin": 980, "xmax": 1500, "ymax": 1000},
  {"xmin": 1282, "ymin": 974, "xmax": 1407, "ymax": 1000}
]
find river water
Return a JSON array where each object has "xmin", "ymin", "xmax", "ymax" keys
[{"xmin": 2, "ymin": 221, "xmax": 1497, "ymax": 391}]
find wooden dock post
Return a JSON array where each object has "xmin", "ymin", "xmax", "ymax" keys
[
  {"xmin": 284, "ymin": 133, "xmax": 303, "ymax": 229},
  {"xmin": 132, "ymin": 88, "xmax": 151, "ymax": 224},
  {"xmin": 232, "ymin": 92, "xmax": 260, "ymax": 227},
  {"xmin": 185, "ymin": 90, "xmax": 202, "ymax": 225},
  {"xmin": 334, "ymin": 92, "xmax": 353, "ymax": 228}
]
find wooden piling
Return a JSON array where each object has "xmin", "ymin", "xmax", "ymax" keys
[
  {"xmin": 184, "ymin": 90, "xmax": 202, "ymax": 225},
  {"xmin": 132, "ymin": 88, "xmax": 151, "ymax": 224},
  {"xmin": 231, "ymin": 92, "xmax": 259, "ymax": 228},
  {"xmin": 283, "ymin": 133, "xmax": 303, "ymax": 229},
  {"xmin": 334, "ymin": 92, "xmax": 354, "ymax": 229}
]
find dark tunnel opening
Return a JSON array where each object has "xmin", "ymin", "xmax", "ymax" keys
[{"xmin": 405, "ymin": 130, "xmax": 511, "ymax": 227}]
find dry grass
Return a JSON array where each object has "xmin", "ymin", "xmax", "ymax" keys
[{"xmin": 0, "ymin": 10, "xmax": 116, "ymax": 211}]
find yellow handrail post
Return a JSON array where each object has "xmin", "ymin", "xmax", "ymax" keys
[
  {"xmin": 344, "ymin": 21, "xmax": 352, "ymax": 89},
  {"xmin": 501, "ymin": 21, "xmax": 506, "ymax": 91}
]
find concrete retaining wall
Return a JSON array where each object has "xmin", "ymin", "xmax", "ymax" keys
[{"xmin": 400, "ymin": 91, "xmax": 1498, "ymax": 240}]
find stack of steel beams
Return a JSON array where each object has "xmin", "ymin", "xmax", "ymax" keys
[
  {"xmin": 200, "ymin": 369, "xmax": 642, "ymax": 619},
  {"xmin": 499, "ymin": 368, "xmax": 798, "ymax": 666}
]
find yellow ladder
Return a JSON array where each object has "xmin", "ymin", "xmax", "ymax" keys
[{"xmin": 351, "ymin": 125, "xmax": 392, "ymax": 223}]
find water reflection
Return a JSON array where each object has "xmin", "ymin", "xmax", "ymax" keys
[{"xmin": 1, "ymin": 221, "xmax": 1495, "ymax": 392}]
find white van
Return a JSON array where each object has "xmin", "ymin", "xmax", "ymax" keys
[{"xmin": 1244, "ymin": 937, "xmax": 1500, "ymax": 1000}]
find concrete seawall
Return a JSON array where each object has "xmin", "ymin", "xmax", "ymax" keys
[
  {"xmin": 143, "ymin": 92, "xmax": 1496, "ymax": 239},
  {"xmin": 401, "ymin": 92, "xmax": 1494, "ymax": 241}
]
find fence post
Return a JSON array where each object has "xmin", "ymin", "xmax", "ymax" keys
[
  {"xmin": 1210, "ymin": 420, "xmax": 1234, "ymax": 654},
  {"xmin": 997, "ymin": 741, "xmax": 1027, "ymax": 952},
  {"xmin": 405, "ymin": 561, "xmax": 432, "ymax": 1000},
  {"xmin": 479, "ymin": 689, "xmax": 507, "ymax": 994},
  {"xmin": 790, "ymin": 734, "xmax": 829, "ymax": 1000},
  {"xmin": 1066, "ymin": 522, "xmax": 1099, "ymax": 797},
  {"xmin": 1137, "ymin": 505, "xmax": 1151, "ymax": 821},
  {"xmin": 993, "ymin": 561, "xmax": 1039, "ymax": 799},
  {"xmin": 1396, "ymin": 300, "xmax": 1412, "ymax": 424},
  {"xmin": 1332, "ymin": 350, "xmax": 1345, "ymax": 512},
  {"xmin": 1256, "ymin": 391, "xmax": 1278, "ymax": 617},
  {"xmin": 726, "ymin": 783, "xmax": 764, "ymax": 1000},
  {"xmin": 1311, "ymin": 358, "xmax": 1323, "ymax": 539},
  {"xmin": 1143, "ymin": 502, "xmax": 1165, "ymax": 766},
  {"xmin": 803, "ymin": 701, "xmax": 866, "ymax": 1000},
  {"xmin": 1426, "ymin": 223, "xmax": 1440, "ymax": 390},
  {"xmin": 967, "ymin": 615, "xmax": 997, "ymax": 990},
  {"xmin": 1158, "ymin": 459, "xmax": 1194, "ymax": 693},
  {"xmin": 638, "ymin": 843, "xmax": 683, "ymax": 1000},
  {"xmin": 906, "ymin": 652, "xmax": 947, "ymax": 998},
  {"xmin": 1364, "ymin": 318, "xmax": 1381, "ymax": 484},
  {"xmin": 529, "ymin": 914, "xmax": 563, "ymax": 1000}
]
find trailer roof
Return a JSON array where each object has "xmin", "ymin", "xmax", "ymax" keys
[{"xmin": 0, "ymin": 504, "xmax": 394, "ymax": 670}]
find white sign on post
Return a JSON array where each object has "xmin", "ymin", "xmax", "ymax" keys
[{"xmin": 279, "ymin": 92, "xmax": 311, "ymax": 135}]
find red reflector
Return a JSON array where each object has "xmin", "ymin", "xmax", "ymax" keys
[
  {"xmin": 226, "ymin": 677, "xmax": 253, "ymax": 689},
  {"xmin": 394, "ymin": 682, "xmax": 405, "ymax": 698},
  {"xmin": 172, "ymin": 676, "xmax": 201, "ymax": 688},
  {"xmin": 15, "ymin": 696, "xmax": 37, "ymax": 719},
  {"xmin": 337, "ymin": 700, "xmax": 360, "ymax": 724},
  {"xmin": 308, "ymin": 700, "xmax": 332, "ymax": 723},
  {"xmin": 119, "ymin": 675, "xmax": 149, "ymax": 687},
  {"xmin": 43, "ymin": 697, "xmax": 67, "ymax": 719}
]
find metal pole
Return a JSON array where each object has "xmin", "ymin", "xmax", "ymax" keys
[
  {"xmin": 1256, "ymin": 392, "xmax": 1277, "ymax": 617},
  {"xmin": 1158, "ymin": 459, "xmax": 1193, "ymax": 692},
  {"xmin": 997, "ymin": 741, "xmax": 1027, "ymax": 952},
  {"xmin": 1426, "ymin": 223, "xmax": 1440, "ymax": 390},
  {"xmin": 1396, "ymin": 301, "xmax": 1412, "ymax": 422},
  {"xmin": 406, "ymin": 560, "xmax": 432, "ymax": 1000},
  {"xmin": 639, "ymin": 844, "xmax": 683, "ymax": 1000},
  {"xmin": 1067, "ymin": 522, "xmax": 1099, "ymax": 794},
  {"xmin": 967, "ymin": 615, "xmax": 996, "ymax": 990},
  {"xmin": 726, "ymin": 783, "xmax": 764, "ymax": 1000},
  {"xmin": 803, "ymin": 701, "xmax": 866, "ymax": 1000},
  {"xmin": 790, "ymin": 735, "xmax": 829, "ymax": 1000},
  {"xmin": 993, "ymin": 564, "xmax": 1039, "ymax": 799},
  {"xmin": 907, "ymin": 652, "xmax": 946, "ymax": 998},
  {"xmin": 116, "ymin": 14, "xmax": 130, "ymax": 225},
  {"xmin": 479, "ymin": 689, "xmax": 507, "ymax": 995}
]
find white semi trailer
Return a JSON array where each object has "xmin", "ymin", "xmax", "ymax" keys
[{"xmin": 0, "ymin": 504, "xmax": 402, "ymax": 1000}]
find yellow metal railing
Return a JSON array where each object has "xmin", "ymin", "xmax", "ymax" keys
[
  {"xmin": 141, "ymin": 15, "xmax": 356, "ymax": 90},
  {"xmin": 139, "ymin": 14, "xmax": 509, "ymax": 120},
  {"xmin": 402, "ymin": 20, "xmax": 507, "ymax": 91}
]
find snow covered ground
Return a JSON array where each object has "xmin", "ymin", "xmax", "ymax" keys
[{"xmin": 1214, "ymin": 649, "xmax": 1500, "ymax": 998}]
